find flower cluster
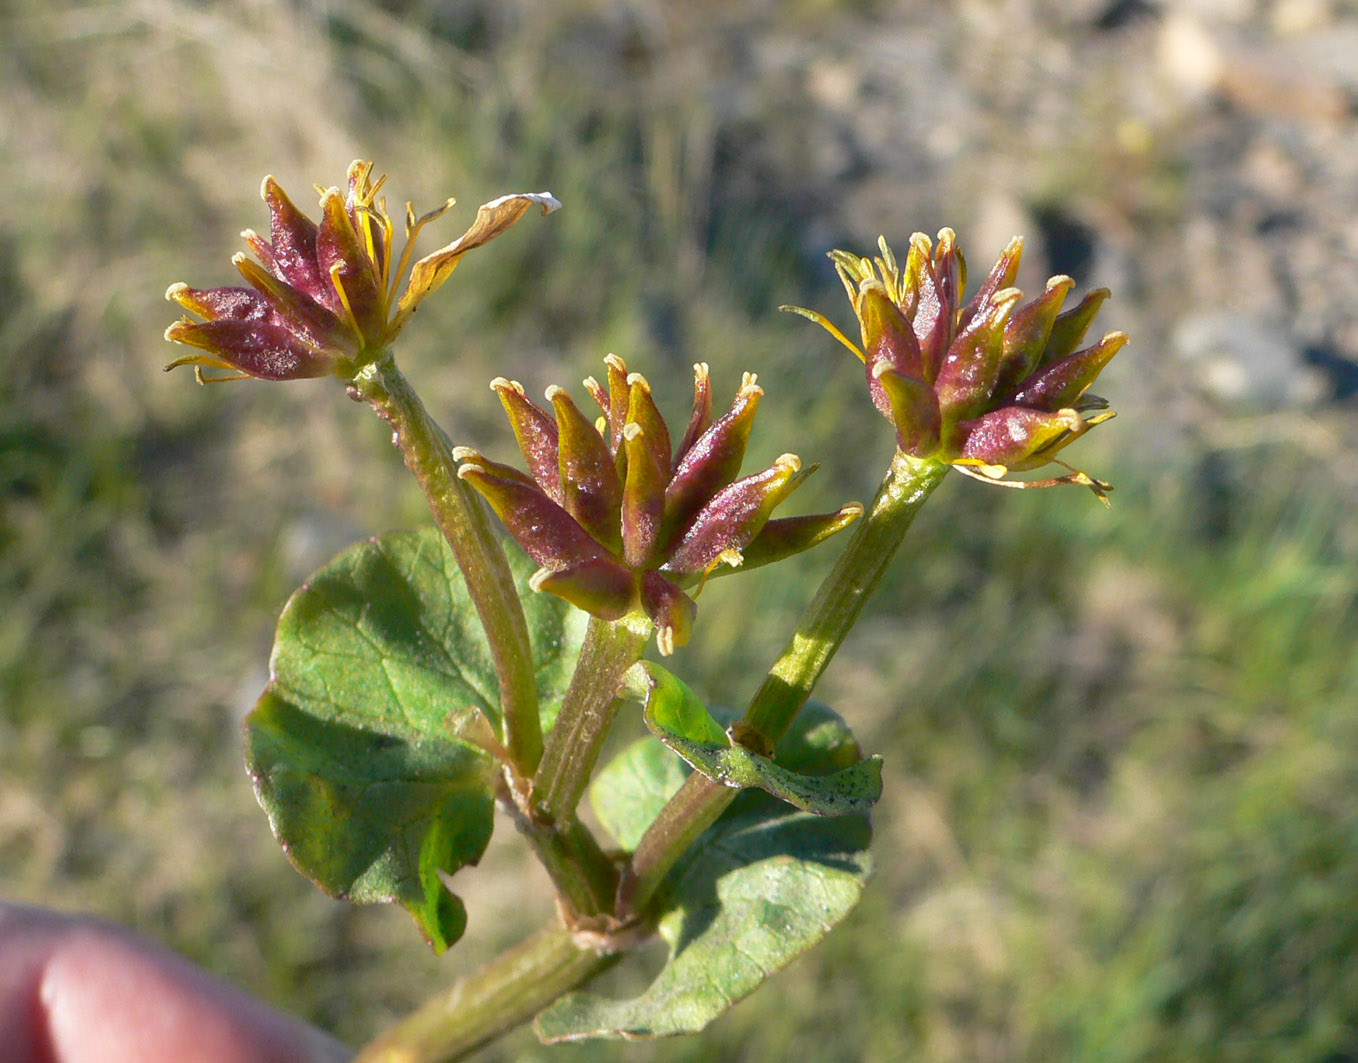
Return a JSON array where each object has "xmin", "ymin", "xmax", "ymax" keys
[
  {"xmin": 165, "ymin": 161, "xmax": 559, "ymax": 381},
  {"xmin": 787, "ymin": 230, "xmax": 1125, "ymax": 496},
  {"xmin": 455, "ymin": 357, "xmax": 861, "ymax": 654}
]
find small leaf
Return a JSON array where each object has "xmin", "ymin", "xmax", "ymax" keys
[
  {"xmin": 641, "ymin": 663, "xmax": 882, "ymax": 816},
  {"xmin": 245, "ymin": 528, "xmax": 585, "ymax": 951},
  {"xmin": 545, "ymin": 702, "xmax": 874, "ymax": 1040}
]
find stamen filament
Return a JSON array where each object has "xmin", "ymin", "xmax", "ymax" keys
[
  {"xmin": 357, "ymin": 210, "xmax": 387, "ymax": 315},
  {"xmin": 389, "ymin": 198, "xmax": 457, "ymax": 306},
  {"xmin": 376, "ymin": 207, "xmax": 395, "ymax": 296},
  {"xmin": 329, "ymin": 263, "xmax": 364, "ymax": 339},
  {"xmin": 779, "ymin": 305, "xmax": 865, "ymax": 362}
]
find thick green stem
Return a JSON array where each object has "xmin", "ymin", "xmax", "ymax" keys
[
  {"xmin": 349, "ymin": 357, "xmax": 612, "ymax": 912},
  {"xmin": 354, "ymin": 923, "xmax": 615, "ymax": 1063},
  {"xmin": 518, "ymin": 815, "xmax": 619, "ymax": 919},
  {"xmin": 740, "ymin": 450, "xmax": 948, "ymax": 744},
  {"xmin": 533, "ymin": 613, "xmax": 653, "ymax": 826},
  {"xmin": 617, "ymin": 773, "xmax": 731, "ymax": 916},
  {"xmin": 347, "ymin": 355, "xmax": 543, "ymax": 774},
  {"xmin": 623, "ymin": 451, "xmax": 948, "ymax": 914}
]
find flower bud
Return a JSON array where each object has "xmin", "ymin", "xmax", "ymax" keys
[
  {"xmin": 458, "ymin": 358, "xmax": 861, "ymax": 653},
  {"xmin": 165, "ymin": 161, "xmax": 559, "ymax": 381},
  {"xmin": 786, "ymin": 231, "xmax": 1124, "ymax": 498}
]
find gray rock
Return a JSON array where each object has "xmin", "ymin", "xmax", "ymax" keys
[{"xmin": 1170, "ymin": 311, "xmax": 1327, "ymax": 409}]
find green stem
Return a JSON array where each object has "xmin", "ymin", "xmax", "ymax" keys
[
  {"xmin": 518, "ymin": 815, "xmax": 619, "ymax": 919},
  {"xmin": 623, "ymin": 451, "xmax": 948, "ymax": 915},
  {"xmin": 616, "ymin": 772, "xmax": 730, "ymax": 917},
  {"xmin": 349, "ymin": 356, "xmax": 622, "ymax": 917},
  {"xmin": 353, "ymin": 923, "xmax": 615, "ymax": 1063},
  {"xmin": 741, "ymin": 450, "xmax": 948, "ymax": 744},
  {"xmin": 533, "ymin": 613, "xmax": 653, "ymax": 827},
  {"xmin": 347, "ymin": 355, "xmax": 543, "ymax": 774}
]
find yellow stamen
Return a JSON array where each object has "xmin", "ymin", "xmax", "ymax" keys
[
  {"xmin": 164, "ymin": 350, "xmax": 232, "ymax": 372},
  {"xmin": 829, "ymin": 251, "xmax": 867, "ymax": 304},
  {"xmin": 780, "ymin": 305, "xmax": 865, "ymax": 362},
  {"xmin": 328, "ymin": 262, "xmax": 364, "ymax": 339},
  {"xmin": 163, "ymin": 347, "xmax": 253, "ymax": 384},
  {"xmin": 355, "ymin": 209, "xmax": 387, "ymax": 313},
  {"xmin": 875, "ymin": 235, "xmax": 901, "ymax": 302},
  {"xmin": 193, "ymin": 366, "xmax": 253, "ymax": 384},
  {"xmin": 377, "ymin": 205, "xmax": 394, "ymax": 291},
  {"xmin": 692, "ymin": 548, "xmax": 744, "ymax": 597},
  {"xmin": 389, "ymin": 197, "xmax": 457, "ymax": 306},
  {"xmin": 951, "ymin": 458, "xmax": 1113, "ymax": 506},
  {"xmin": 951, "ymin": 459, "xmax": 1009, "ymax": 480}
]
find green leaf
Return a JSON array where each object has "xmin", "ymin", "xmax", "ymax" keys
[
  {"xmin": 639, "ymin": 662, "xmax": 882, "ymax": 816},
  {"xmin": 245, "ymin": 528, "xmax": 586, "ymax": 952},
  {"xmin": 541, "ymin": 702, "xmax": 874, "ymax": 1040}
]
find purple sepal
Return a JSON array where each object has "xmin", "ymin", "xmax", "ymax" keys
[
  {"xmin": 531, "ymin": 558, "xmax": 636, "ymax": 621},
  {"xmin": 640, "ymin": 572, "xmax": 697, "ymax": 656},
  {"xmin": 663, "ymin": 455, "xmax": 804, "ymax": 578},
  {"xmin": 723, "ymin": 505, "xmax": 863, "ymax": 575},
  {"xmin": 675, "ymin": 362, "xmax": 714, "ymax": 465},
  {"xmin": 959, "ymin": 236, "xmax": 1022, "ymax": 330},
  {"xmin": 664, "ymin": 375, "xmax": 761, "ymax": 535},
  {"xmin": 458, "ymin": 462, "xmax": 611, "ymax": 571},
  {"xmin": 874, "ymin": 364, "xmax": 942, "ymax": 458},
  {"xmin": 259, "ymin": 177, "xmax": 328, "ymax": 306},
  {"xmin": 956, "ymin": 405, "xmax": 1083, "ymax": 468},
  {"xmin": 549, "ymin": 386, "xmax": 623, "ymax": 551},
  {"xmin": 164, "ymin": 318, "xmax": 332, "ymax": 380},
  {"xmin": 492, "ymin": 378, "xmax": 562, "ymax": 502},
  {"xmin": 1041, "ymin": 288, "xmax": 1110, "ymax": 368},
  {"xmin": 932, "ymin": 289, "xmax": 1020, "ymax": 422},
  {"xmin": 1006, "ymin": 332, "xmax": 1128, "ymax": 411},
  {"xmin": 994, "ymin": 276, "xmax": 1075, "ymax": 394},
  {"xmin": 317, "ymin": 190, "xmax": 386, "ymax": 346},
  {"xmin": 621, "ymin": 423, "xmax": 667, "ymax": 569}
]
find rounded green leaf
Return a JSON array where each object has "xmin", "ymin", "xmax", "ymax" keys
[
  {"xmin": 245, "ymin": 528, "xmax": 585, "ymax": 951},
  {"xmin": 544, "ymin": 702, "xmax": 874, "ymax": 1039}
]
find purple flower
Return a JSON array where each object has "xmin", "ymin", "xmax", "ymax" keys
[
  {"xmin": 786, "ymin": 230, "xmax": 1125, "ymax": 498},
  {"xmin": 456, "ymin": 357, "xmax": 862, "ymax": 654},
  {"xmin": 165, "ymin": 161, "xmax": 559, "ymax": 381}
]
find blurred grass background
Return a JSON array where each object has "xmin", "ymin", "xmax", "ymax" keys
[{"xmin": 3, "ymin": 0, "xmax": 1358, "ymax": 1059}]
